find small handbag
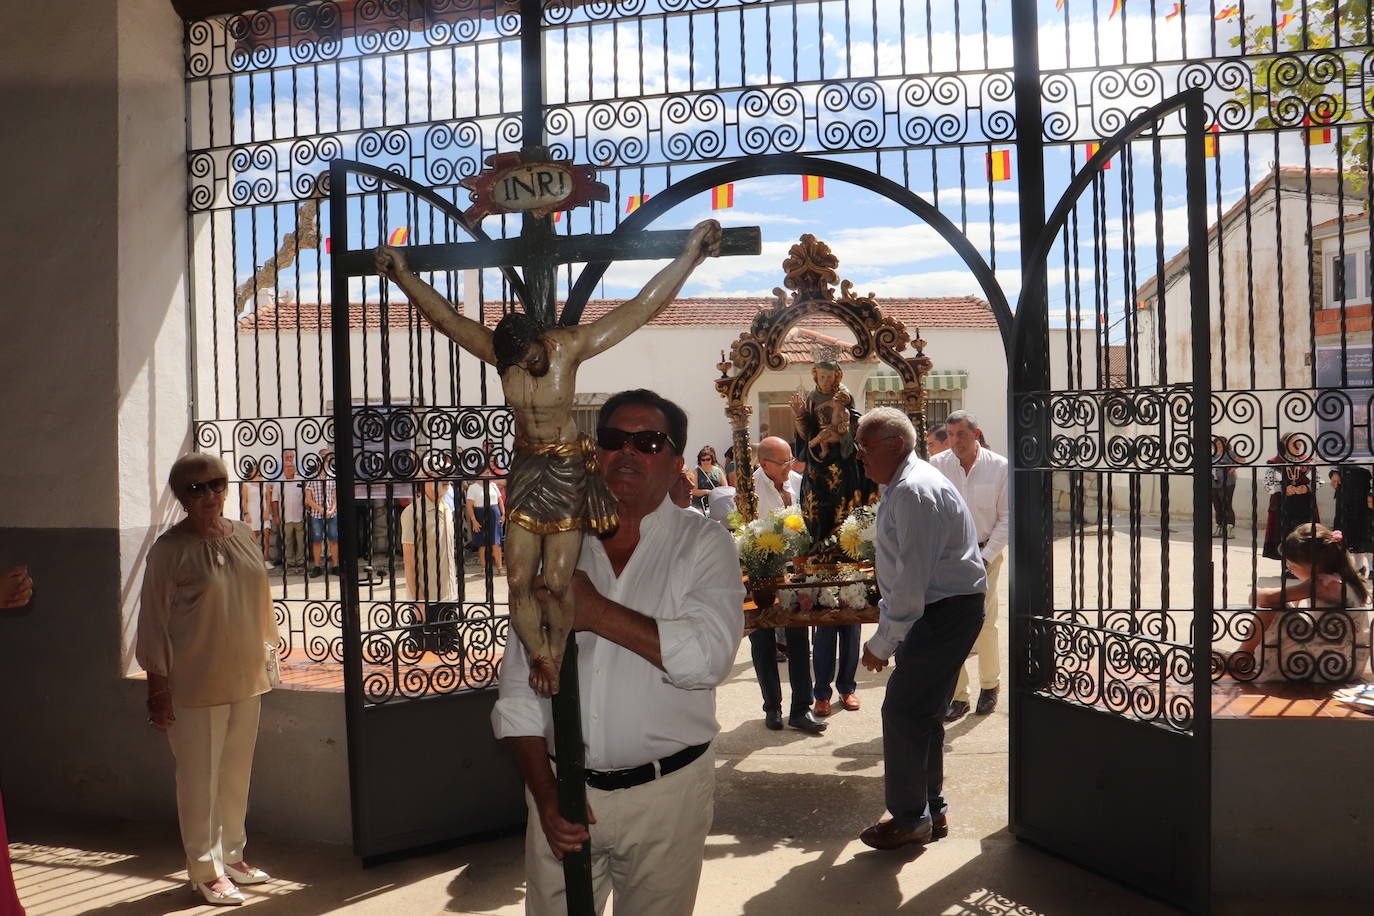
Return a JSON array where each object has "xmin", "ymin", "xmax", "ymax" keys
[{"xmin": 265, "ymin": 641, "xmax": 281, "ymax": 688}]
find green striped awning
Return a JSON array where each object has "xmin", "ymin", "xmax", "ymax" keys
[{"xmin": 864, "ymin": 369, "xmax": 968, "ymax": 392}]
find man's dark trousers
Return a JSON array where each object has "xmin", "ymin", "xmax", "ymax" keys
[
  {"xmin": 882, "ymin": 593, "xmax": 985, "ymax": 831},
  {"xmin": 812, "ymin": 623, "xmax": 860, "ymax": 701},
  {"xmin": 748, "ymin": 627, "xmax": 813, "ymax": 715}
]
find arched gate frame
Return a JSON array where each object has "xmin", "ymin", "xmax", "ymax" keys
[{"xmin": 1009, "ymin": 89, "xmax": 1214, "ymax": 912}]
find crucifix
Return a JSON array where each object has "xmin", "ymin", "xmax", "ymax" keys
[{"xmin": 347, "ymin": 4, "xmax": 761, "ymax": 912}]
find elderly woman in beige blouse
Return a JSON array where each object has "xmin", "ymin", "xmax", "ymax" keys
[{"xmin": 137, "ymin": 453, "xmax": 279, "ymax": 906}]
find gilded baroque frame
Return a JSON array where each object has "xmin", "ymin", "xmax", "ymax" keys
[{"xmin": 715, "ymin": 234, "xmax": 934, "ymax": 521}]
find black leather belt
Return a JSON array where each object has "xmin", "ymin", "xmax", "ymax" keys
[{"xmin": 583, "ymin": 742, "xmax": 710, "ymax": 792}]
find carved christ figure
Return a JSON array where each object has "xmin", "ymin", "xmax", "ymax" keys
[{"xmin": 375, "ymin": 219, "xmax": 722, "ymax": 695}]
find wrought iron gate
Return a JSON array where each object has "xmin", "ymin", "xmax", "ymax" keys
[
  {"xmin": 328, "ymin": 160, "xmax": 526, "ymax": 858},
  {"xmin": 181, "ymin": 0, "xmax": 1374, "ymax": 896},
  {"xmin": 1009, "ymin": 89, "xmax": 1213, "ymax": 912}
]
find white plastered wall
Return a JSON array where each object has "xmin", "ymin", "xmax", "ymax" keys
[{"xmin": 116, "ymin": 0, "xmax": 193, "ymax": 673}]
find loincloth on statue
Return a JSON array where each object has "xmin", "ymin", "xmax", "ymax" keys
[{"xmin": 505, "ymin": 435, "xmax": 618, "ymax": 535}]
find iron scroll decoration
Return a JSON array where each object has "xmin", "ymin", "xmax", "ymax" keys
[{"xmin": 716, "ymin": 234, "xmax": 933, "ymax": 522}]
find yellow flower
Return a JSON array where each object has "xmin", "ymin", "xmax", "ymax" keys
[
  {"xmin": 755, "ymin": 531, "xmax": 786, "ymax": 554},
  {"xmin": 839, "ymin": 528, "xmax": 863, "ymax": 558},
  {"xmin": 783, "ymin": 514, "xmax": 805, "ymax": 532}
]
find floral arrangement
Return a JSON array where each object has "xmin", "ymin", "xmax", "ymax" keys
[
  {"xmin": 836, "ymin": 503, "xmax": 879, "ymax": 562},
  {"xmin": 734, "ymin": 506, "xmax": 813, "ymax": 580}
]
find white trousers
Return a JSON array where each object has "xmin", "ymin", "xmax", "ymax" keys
[
  {"xmin": 165, "ymin": 695, "xmax": 262, "ymax": 883},
  {"xmin": 523, "ymin": 747, "xmax": 715, "ymax": 916},
  {"xmin": 955, "ymin": 553, "xmax": 1003, "ymax": 703}
]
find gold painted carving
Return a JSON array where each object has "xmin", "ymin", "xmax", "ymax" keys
[{"xmin": 715, "ymin": 234, "xmax": 934, "ymax": 521}]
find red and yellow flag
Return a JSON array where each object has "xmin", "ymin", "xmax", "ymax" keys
[
  {"xmin": 1305, "ymin": 117, "xmax": 1333, "ymax": 146},
  {"xmin": 388, "ymin": 227, "xmax": 409, "ymax": 245},
  {"xmin": 1277, "ymin": 13, "xmax": 1297, "ymax": 29},
  {"xmin": 1108, "ymin": 0, "xmax": 1123, "ymax": 19},
  {"xmin": 1085, "ymin": 142, "xmax": 1112, "ymax": 169},
  {"xmin": 1215, "ymin": 5, "xmax": 1238, "ymax": 20},
  {"xmin": 986, "ymin": 149, "xmax": 1012, "ymax": 182},
  {"xmin": 324, "ymin": 237, "xmax": 332, "ymax": 254},
  {"xmin": 711, "ymin": 184, "xmax": 735, "ymax": 210},
  {"xmin": 553, "ymin": 210, "xmax": 562, "ymax": 223},
  {"xmin": 1055, "ymin": 0, "xmax": 1065, "ymax": 10},
  {"xmin": 1165, "ymin": 2, "xmax": 1182, "ymax": 21},
  {"xmin": 1204, "ymin": 124, "xmax": 1220, "ymax": 158},
  {"xmin": 626, "ymin": 194, "xmax": 649, "ymax": 214},
  {"xmin": 802, "ymin": 175, "xmax": 825, "ymax": 202}
]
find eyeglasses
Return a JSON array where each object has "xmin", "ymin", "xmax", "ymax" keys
[
  {"xmin": 597, "ymin": 427, "xmax": 677, "ymax": 455},
  {"xmin": 185, "ymin": 477, "xmax": 228, "ymax": 496},
  {"xmin": 758, "ymin": 456, "xmax": 793, "ymax": 466}
]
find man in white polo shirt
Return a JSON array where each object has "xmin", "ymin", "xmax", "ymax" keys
[{"xmin": 930, "ymin": 410, "xmax": 1009, "ymax": 720}]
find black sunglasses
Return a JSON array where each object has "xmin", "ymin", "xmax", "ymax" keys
[
  {"xmin": 597, "ymin": 427, "xmax": 677, "ymax": 455},
  {"xmin": 185, "ymin": 477, "xmax": 228, "ymax": 496}
]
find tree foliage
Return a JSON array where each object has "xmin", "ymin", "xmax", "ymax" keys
[{"xmin": 1231, "ymin": 0, "xmax": 1373, "ymax": 179}]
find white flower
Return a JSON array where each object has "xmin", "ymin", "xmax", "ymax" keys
[
  {"xmin": 839, "ymin": 583, "xmax": 868, "ymax": 609},
  {"xmin": 778, "ymin": 588, "xmax": 799, "ymax": 610},
  {"xmin": 818, "ymin": 586, "xmax": 840, "ymax": 608}
]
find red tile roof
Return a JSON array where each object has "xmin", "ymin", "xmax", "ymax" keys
[{"xmin": 238, "ymin": 295, "xmax": 998, "ymax": 333}]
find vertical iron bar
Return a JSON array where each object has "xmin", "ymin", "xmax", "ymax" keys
[
  {"xmin": 1184, "ymin": 91, "xmax": 1214, "ymax": 916},
  {"xmin": 330, "ymin": 160, "xmax": 368, "ymax": 857},
  {"xmin": 1009, "ymin": 0, "xmax": 1046, "ymax": 841}
]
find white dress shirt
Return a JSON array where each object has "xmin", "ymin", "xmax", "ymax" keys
[
  {"xmin": 930, "ymin": 446, "xmax": 1010, "ymax": 563},
  {"xmin": 491, "ymin": 496, "xmax": 745, "ymax": 770},
  {"xmin": 753, "ymin": 466, "xmax": 802, "ymax": 516},
  {"xmin": 280, "ymin": 479, "xmax": 305, "ymax": 524},
  {"xmin": 867, "ymin": 451, "xmax": 987, "ymax": 661}
]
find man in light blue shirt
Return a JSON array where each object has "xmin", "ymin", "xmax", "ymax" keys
[{"xmin": 855, "ymin": 407, "xmax": 986, "ymax": 850}]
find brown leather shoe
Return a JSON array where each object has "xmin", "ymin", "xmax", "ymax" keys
[
  {"xmin": 840, "ymin": 692, "xmax": 860, "ymax": 711},
  {"xmin": 931, "ymin": 813, "xmax": 948, "ymax": 840},
  {"xmin": 859, "ymin": 819, "xmax": 933, "ymax": 850},
  {"xmin": 813, "ymin": 699, "xmax": 832, "ymax": 717}
]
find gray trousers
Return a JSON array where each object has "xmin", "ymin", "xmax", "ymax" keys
[{"xmin": 881, "ymin": 592, "xmax": 985, "ymax": 831}]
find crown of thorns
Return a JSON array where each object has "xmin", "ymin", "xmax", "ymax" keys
[{"xmin": 492, "ymin": 311, "xmax": 548, "ymax": 374}]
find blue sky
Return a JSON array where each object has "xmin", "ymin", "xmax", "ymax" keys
[{"xmin": 213, "ymin": 0, "xmax": 1357, "ymax": 336}]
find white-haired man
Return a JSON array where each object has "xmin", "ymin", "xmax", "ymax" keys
[
  {"xmin": 856, "ymin": 407, "xmax": 986, "ymax": 850},
  {"xmin": 930, "ymin": 409, "xmax": 1009, "ymax": 720}
]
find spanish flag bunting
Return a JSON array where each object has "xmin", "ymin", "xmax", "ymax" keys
[
  {"xmin": 1204, "ymin": 124, "xmax": 1220, "ymax": 158},
  {"xmin": 1055, "ymin": 0, "xmax": 1064, "ymax": 9},
  {"xmin": 553, "ymin": 210, "xmax": 562, "ymax": 223},
  {"xmin": 388, "ymin": 227, "xmax": 409, "ymax": 245},
  {"xmin": 1215, "ymin": 5, "xmax": 1238, "ymax": 20},
  {"xmin": 802, "ymin": 175, "xmax": 825, "ymax": 202},
  {"xmin": 626, "ymin": 194, "xmax": 649, "ymax": 214},
  {"xmin": 1108, "ymin": 0, "xmax": 1123, "ymax": 19},
  {"xmin": 1165, "ymin": 2, "xmax": 1182, "ymax": 21},
  {"xmin": 1085, "ymin": 142, "xmax": 1112, "ymax": 169},
  {"xmin": 1278, "ymin": 13, "xmax": 1297, "ymax": 29},
  {"xmin": 324, "ymin": 237, "xmax": 331, "ymax": 254},
  {"xmin": 986, "ymin": 149, "xmax": 1012, "ymax": 182},
  {"xmin": 711, "ymin": 183, "xmax": 735, "ymax": 210},
  {"xmin": 1304, "ymin": 117, "xmax": 1333, "ymax": 146}
]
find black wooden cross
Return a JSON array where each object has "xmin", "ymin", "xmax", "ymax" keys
[{"xmin": 332, "ymin": 220, "xmax": 761, "ymax": 328}]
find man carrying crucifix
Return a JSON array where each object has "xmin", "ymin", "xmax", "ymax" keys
[{"xmin": 374, "ymin": 219, "xmax": 722, "ymax": 696}]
